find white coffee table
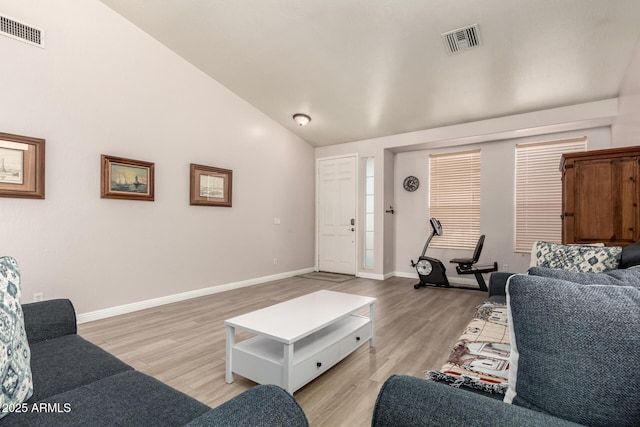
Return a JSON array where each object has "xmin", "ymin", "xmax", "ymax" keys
[{"xmin": 225, "ymin": 290, "xmax": 376, "ymax": 393}]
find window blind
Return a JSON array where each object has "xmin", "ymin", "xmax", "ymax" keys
[
  {"xmin": 429, "ymin": 149, "xmax": 481, "ymax": 249},
  {"xmin": 514, "ymin": 138, "xmax": 586, "ymax": 252}
]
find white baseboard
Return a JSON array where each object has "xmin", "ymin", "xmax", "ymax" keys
[
  {"xmin": 76, "ymin": 267, "xmax": 315, "ymax": 324},
  {"xmin": 393, "ymin": 271, "xmax": 417, "ymax": 279},
  {"xmin": 356, "ymin": 271, "xmax": 385, "ymax": 280}
]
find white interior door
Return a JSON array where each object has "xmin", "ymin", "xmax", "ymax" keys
[{"xmin": 318, "ymin": 156, "xmax": 357, "ymax": 274}]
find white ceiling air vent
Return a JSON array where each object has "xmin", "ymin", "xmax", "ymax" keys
[
  {"xmin": 441, "ymin": 24, "xmax": 480, "ymax": 55},
  {"xmin": 0, "ymin": 15, "xmax": 44, "ymax": 48}
]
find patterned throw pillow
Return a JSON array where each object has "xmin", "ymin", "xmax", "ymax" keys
[
  {"xmin": 532, "ymin": 241, "xmax": 621, "ymax": 273},
  {"xmin": 0, "ymin": 257, "xmax": 33, "ymax": 418}
]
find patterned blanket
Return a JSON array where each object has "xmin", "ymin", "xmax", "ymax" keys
[{"xmin": 426, "ymin": 302, "xmax": 510, "ymax": 395}]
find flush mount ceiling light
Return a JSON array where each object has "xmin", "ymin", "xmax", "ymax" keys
[{"xmin": 293, "ymin": 113, "xmax": 311, "ymax": 127}]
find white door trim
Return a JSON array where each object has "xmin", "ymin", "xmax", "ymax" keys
[{"xmin": 315, "ymin": 154, "xmax": 359, "ymax": 274}]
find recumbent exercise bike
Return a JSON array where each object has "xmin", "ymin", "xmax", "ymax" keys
[{"xmin": 410, "ymin": 218, "xmax": 497, "ymax": 292}]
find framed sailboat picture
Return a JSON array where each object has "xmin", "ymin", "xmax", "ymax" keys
[
  {"xmin": 0, "ymin": 132, "xmax": 45, "ymax": 199},
  {"xmin": 190, "ymin": 163, "xmax": 232, "ymax": 207},
  {"xmin": 101, "ymin": 155, "xmax": 154, "ymax": 201}
]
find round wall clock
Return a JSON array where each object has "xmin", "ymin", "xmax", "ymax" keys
[{"xmin": 403, "ymin": 176, "xmax": 420, "ymax": 192}]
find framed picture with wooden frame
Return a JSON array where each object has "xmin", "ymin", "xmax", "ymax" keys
[
  {"xmin": 0, "ymin": 132, "xmax": 45, "ymax": 199},
  {"xmin": 101, "ymin": 154, "xmax": 154, "ymax": 201},
  {"xmin": 190, "ymin": 163, "xmax": 232, "ymax": 207}
]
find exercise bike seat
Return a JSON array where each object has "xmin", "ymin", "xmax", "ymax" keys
[
  {"xmin": 449, "ymin": 235, "xmax": 497, "ymax": 292},
  {"xmin": 450, "ymin": 235, "xmax": 485, "ymax": 270}
]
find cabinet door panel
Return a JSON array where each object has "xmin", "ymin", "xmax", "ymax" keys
[
  {"xmin": 573, "ymin": 158, "xmax": 638, "ymax": 244},
  {"xmin": 574, "ymin": 160, "xmax": 613, "ymax": 241}
]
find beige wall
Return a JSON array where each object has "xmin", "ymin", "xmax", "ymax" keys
[
  {"xmin": 0, "ymin": 1, "xmax": 315, "ymax": 315},
  {"xmin": 393, "ymin": 127, "xmax": 612, "ymax": 279},
  {"xmin": 316, "ymin": 102, "xmax": 616, "ymax": 279},
  {"xmin": 613, "ymin": 38, "xmax": 640, "ymax": 146}
]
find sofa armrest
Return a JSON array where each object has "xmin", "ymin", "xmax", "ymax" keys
[
  {"xmin": 372, "ymin": 375, "xmax": 580, "ymax": 427},
  {"xmin": 487, "ymin": 272, "xmax": 514, "ymax": 304},
  {"xmin": 185, "ymin": 384, "xmax": 309, "ymax": 427},
  {"xmin": 22, "ymin": 298, "xmax": 77, "ymax": 344}
]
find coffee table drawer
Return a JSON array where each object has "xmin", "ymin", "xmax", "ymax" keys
[
  {"xmin": 294, "ymin": 343, "xmax": 341, "ymax": 390},
  {"xmin": 339, "ymin": 321, "xmax": 372, "ymax": 357}
]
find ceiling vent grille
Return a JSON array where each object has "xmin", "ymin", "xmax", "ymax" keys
[
  {"xmin": 441, "ymin": 24, "xmax": 480, "ymax": 55},
  {"xmin": 0, "ymin": 15, "xmax": 44, "ymax": 48}
]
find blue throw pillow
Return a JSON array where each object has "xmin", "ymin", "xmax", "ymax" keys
[
  {"xmin": 504, "ymin": 275, "xmax": 640, "ymax": 426},
  {"xmin": 528, "ymin": 266, "xmax": 640, "ymax": 288}
]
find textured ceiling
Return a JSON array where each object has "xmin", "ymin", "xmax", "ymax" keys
[{"xmin": 100, "ymin": 0, "xmax": 640, "ymax": 147}]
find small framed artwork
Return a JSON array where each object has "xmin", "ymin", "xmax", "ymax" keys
[
  {"xmin": 101, "ymin": 155, "xmax": 154, "ymax": 201},
  {"xmin": 0, "ymin": 132, "xmax": 45, "ymax": 199},
  {"xmin": 190, "ymin": 163, "xmax": 232, "ymax": 207}
]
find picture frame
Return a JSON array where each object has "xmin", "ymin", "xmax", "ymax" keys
[
  {"xmin": 101, "ymin": 154, "xmax": 154, "ymax": 201},
  {"xmin": 190, "ymin": 163, "xmax": 232, "ymax": 207},
  {"xmin": 0, "ymin": 132, "xmax": 45, "ymax": 199}
]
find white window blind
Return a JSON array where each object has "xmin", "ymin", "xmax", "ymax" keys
[
  {"xmin": 429, "ymin": 149, "xmax": 481, "ymax": 249},
  {"xmin": 515, "ymin": 138, "xmax": 586, "ymax": 252}
]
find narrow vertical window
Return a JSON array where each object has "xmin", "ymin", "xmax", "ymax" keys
[
  {"xmin": 364, "ymin": 157, "xmax": 375, "ymax": 268},
  {"xmin": 429, "ymin": 149, "xmax": 481, "ymax": 249},
  {"xmin": 515, "ymin": 138, "xmax": 586, "ymax": 252}
]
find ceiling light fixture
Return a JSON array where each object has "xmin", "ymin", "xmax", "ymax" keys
[{"xmin": 293, "ymin": 113, "xmax": 311, "ymax": 127}]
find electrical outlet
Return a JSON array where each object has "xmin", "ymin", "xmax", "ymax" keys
[
  {"xmin": 273, "ymin": 258, "xmax": 278, "ymax": 265},
  {"xmin": 33, "ymin": 292, "xmax": 43, "ymax": 302},
  {"xmin": 502, "ymin": 264, "xmax": 509, "ymax": 272}
]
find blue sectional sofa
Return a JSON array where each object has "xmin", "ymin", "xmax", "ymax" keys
[
  {"xmin": 0, "ymin": 255, "xmax": 308, "ymax": 427},
  {"xmin": 371, "ymin": 243, "xmax": 640, "ymax": 427},
  {"xmin": 0, "ymin": 298, "xmax": 309, "ymax": 426}
]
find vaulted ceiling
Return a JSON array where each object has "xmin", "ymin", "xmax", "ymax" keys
[{"xmin": 100, "ymin": 0, "xmax": 640, "ymax": 147}]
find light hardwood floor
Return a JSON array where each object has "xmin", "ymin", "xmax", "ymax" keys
[{"xmin": 78, "ymin": 276, "xmax": 486, "ymax": 427}]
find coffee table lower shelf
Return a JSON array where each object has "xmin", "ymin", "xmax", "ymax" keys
[{"xmin": 230, "ymin": 314, "xmax": 372, "ymax": 393}]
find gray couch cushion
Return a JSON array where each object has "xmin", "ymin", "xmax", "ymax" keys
[
  {"xmin": 27, "ymin": 334, "xmax": 132, "ymax": 402},
  {"xmin": 505, "ymin": 275, "xmax": 640, "ymax": 426},
  {"xmin": 3, "ymin": 370, "xmax": 210, "ymax": 426},
  {"xmin": 528, "ymin": 265, "xmax": 640, "ymax": 287},
  {"xmin": 487, "ymin": 272, "xmax": 514, "ymax": 304},
  {"xmin": 186, "ymin": 384, "xmax": 309, "ymax": 427},
  {"xmin": 372, "ymin": 375, "xmax": 580, "ymax": 427},
  {"xmin": 22, "ymin": 299, "xmax": 77, "ymax": 344},
  {"xmin": 620, "ymin": 241, "xmax": 640, "ymax": 268}
]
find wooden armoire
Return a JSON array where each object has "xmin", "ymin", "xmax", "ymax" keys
[{"xmin": 561, "ymin": 145, "xmax": 640, "ymax": 247}]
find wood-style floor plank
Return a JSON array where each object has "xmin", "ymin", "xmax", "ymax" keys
[{"xmin": 78, "ymin": 276, "xmax": 487, "ymax": 426}]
